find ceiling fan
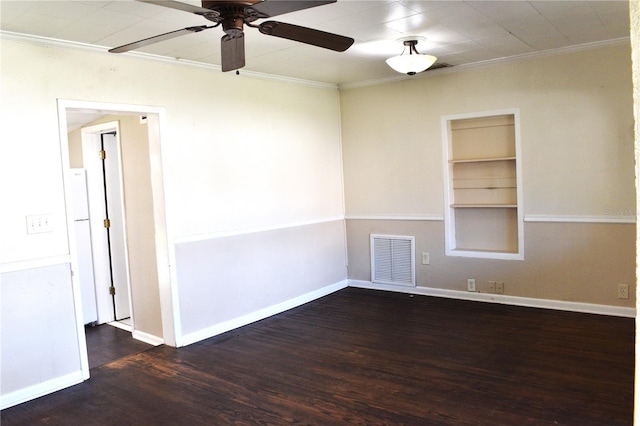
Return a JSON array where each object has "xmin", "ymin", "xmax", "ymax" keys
[{"xmin": 109, "ymin": 0, "xmax": 354, "ymax": 72}]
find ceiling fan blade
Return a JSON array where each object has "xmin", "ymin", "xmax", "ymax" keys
[
  {"xmin": 258, "ymin": 21, "xmax": 354, "ymax": 52},
  {"xmin": 249, "ymin": 0, "xmax": 336, "ymax": 18},
  {"xmin": 139, "ymin": 0, "xmax": 215, "ymax": 16},
  {"xmin": 109, "ymin": 25, "xmax": 212, "ymax": 53},
  {"xmin": 221, "ymin": 34, "xmax": 245, "ymax": 72}
]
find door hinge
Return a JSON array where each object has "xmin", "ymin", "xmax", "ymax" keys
[
  {"xmin": 109, "ymin": 286, "xmax": 116, "ymax": 296},
  {"xmin": 103, "ymin": 218, "xmax": 111, "ymax": 228},
  {"xmin": 99, "ymin": 150, "xmax": 106, "ymax": 160}
]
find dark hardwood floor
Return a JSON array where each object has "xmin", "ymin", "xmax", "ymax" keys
[
  {"xmin": 84, "ymin": 323, "xmax": 154, "ymax": 369},
  {"xmin": 2, "ymin": 288, "xmax": 634, "ymax": 425}
]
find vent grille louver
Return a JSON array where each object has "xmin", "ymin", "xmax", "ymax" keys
[{"xmin": 370, "ymin": 235, "xmax": 416, "ymax": 287}]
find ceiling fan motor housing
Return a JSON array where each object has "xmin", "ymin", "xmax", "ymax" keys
[
  {"xmin": 201, "ymin": 1, "xmax": 265, "ymax": 38},
  {"xmin": 222, "ymin": 15, "xmax": 244, "ymax": 37},
  {"xmin": 202, "ymin": 0, "xmax": 261, "ymax": 7}
]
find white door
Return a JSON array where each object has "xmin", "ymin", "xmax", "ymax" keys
[{"xmin": 81, "ymin": 122, "xmax": 132, "ymax": 324}]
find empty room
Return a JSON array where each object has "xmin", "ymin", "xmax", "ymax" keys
[{"xmin": 1, "ymin": 0, "xmax": 637, "ymax": 424}]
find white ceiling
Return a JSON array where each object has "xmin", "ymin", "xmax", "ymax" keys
[{"xmin": 0, "ymin": 0, "xmax": 631, "ymax": 86}]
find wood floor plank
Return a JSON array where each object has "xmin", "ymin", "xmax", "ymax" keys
[
  {"xmin": 84, "ymin": 324, "xmax": 154, "ymax": 369},
  {"xmin": 2, "ymin": 288, "xmax": 634, "ymax": 425}
]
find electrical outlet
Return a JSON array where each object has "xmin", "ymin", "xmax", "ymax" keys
[
  {"xmin": 488, "ymin": 281, "xmax": 496, "ymax": 293},
  {"xmin": 496, "ymin": 282, "xmax": 504, "ymax": 294},
  {"xmin": 467, "ymin": 278, "xmax": 476, "ymax": 292},
  {"xmin": 421, "ymin": 252, "xmax": 430, "ymax": 265},
  {"xmin": 618, "ymin": 284, "xmax": 629, "ymax": 299}
]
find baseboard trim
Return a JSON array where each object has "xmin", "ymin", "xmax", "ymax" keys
[
  {"xmin": 348, "ymin": 280, "xmax": 636, "ymax": 318},
  {"xmin": 107, "ymin": 322, "xmax": 163, "ymax": 346},
  {"xmin": 107, "ymin": 321, "xmax": 132, "ymax": 331},
  {"xmin": 180, "ymin": 280, "xmax": 349, "ymax": 347},
  {"xmin": 0, "ymin": 371, "xmax": 84, "ymax": 410},
  {"xmin": 132, "ymin": 330, "xmax": 164, "ymax": 346}
]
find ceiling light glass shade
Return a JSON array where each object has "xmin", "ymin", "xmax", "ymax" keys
[{"xmin": 386, "ymin": 53, "xmax": 437, "ymax": 75}]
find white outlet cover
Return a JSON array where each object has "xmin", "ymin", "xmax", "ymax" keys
[{"xmin": 467, "ymin": 279, "xmax": 476, "ymax": 291}]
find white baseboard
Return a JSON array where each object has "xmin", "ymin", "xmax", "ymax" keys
[
  {"xmin": 108, "ymin": 321, "xmax": 163, "ymax": 346},
  {"xmin": 349, "ymin": 280, "xmax": 636, "ymax": 318},
  {"xmin": 0, "ymin": 371, "xmax": 84, "ymax": 410},
  {"xmin": 180, "ymin": 280, "xmax": 349, "ymax": 347},
  {"xmin": 132, "ymin": 330, "xmax": 164, "ymax": 346},
  {"xmin": 107, "ymin": 321, "xmax": 132, "ymax": 331}
]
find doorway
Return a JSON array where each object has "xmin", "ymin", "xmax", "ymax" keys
[{"xmin": 58, "ymin": 100, "xmax": 175, "ymax": 379}]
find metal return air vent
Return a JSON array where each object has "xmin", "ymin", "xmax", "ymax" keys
[{"xmin": 370, "ymin": 235, "xmax": 415, "ymax": 287}]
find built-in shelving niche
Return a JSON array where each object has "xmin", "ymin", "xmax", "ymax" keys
[{"xmin": 442, "ymin": 110, "xmax": 524, "ymax": 260}]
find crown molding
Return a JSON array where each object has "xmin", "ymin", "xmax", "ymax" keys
[
  {"xmin": 0, "ymin": 30, "xmax": 338, "ymax": 90},
  {"xmin": 1, "ymin": 30, "xmax": 629, "ymax": 91}
]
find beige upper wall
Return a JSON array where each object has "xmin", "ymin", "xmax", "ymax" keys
[
  {"xmin": 340, "ymin": 42, "xmax": 634, "ymax": 218},
  {"xmin": 68, "ymin": 129, "xmax": 83, "ymax": 168},
  {"xmin": 340, "ymin": 41, "xmax": 635, "ymax": 309},
  {"xmin": 0, "ymin": 40, "xmax": 345, "ymax": 264},
  {"xmin": 109, "ymin": 115, "xmax": 161, "ymax": 337}
]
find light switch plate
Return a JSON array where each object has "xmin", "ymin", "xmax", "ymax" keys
[{"xmin": 26, "ymin": 214, "xmax": 52, "ymax": 234}]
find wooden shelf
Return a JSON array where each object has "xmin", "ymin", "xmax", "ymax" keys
[
  {"xmin": 451, "ymin": 204, "xmax": 517, "ymax": 208},
  {"xmin": 450, "ymin": 156, "xmax": 516, "ymax": 164},
  {"xmin": 453, "ymin": 177, "xmax": 516, "ymax": 189},
  {"xmin": 444, "ymin": 111, "xmax": 521, "ymax": 258}
]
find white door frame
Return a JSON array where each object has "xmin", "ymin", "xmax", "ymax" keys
[
  {"xmin": 81, "ymin": 121, "xmax": 132, "ymax": 325},
  {"xmin": 57, "ymin": 100, "xmax": 179, "ymax": 380}
]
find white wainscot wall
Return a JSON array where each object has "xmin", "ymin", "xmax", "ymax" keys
[
  {"xmin": 1, "ymin": 263, "xmax": 83, "ymax": 409},
  {"xmin": 173, "ymin": 220, "xmax": 348, "ymax": 346}
]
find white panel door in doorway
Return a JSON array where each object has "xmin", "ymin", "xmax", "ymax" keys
[{"xmin": 81, "ymin": 121, "xmax": 132, "ymax": 324}]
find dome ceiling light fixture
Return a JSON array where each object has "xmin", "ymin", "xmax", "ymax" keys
[{"xmin": 386, "ymin": 36, "xmax": 437, "ymax": 75}]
